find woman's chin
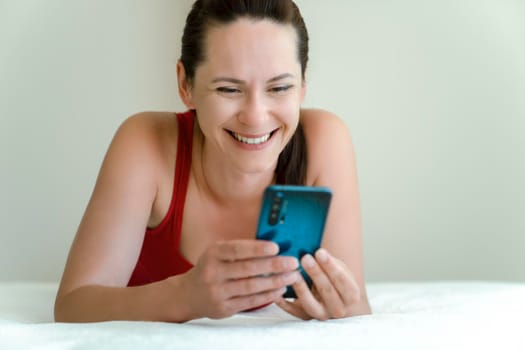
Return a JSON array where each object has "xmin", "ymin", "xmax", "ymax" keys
[{"xmin": 229, "ymin": 158, "xmax": 277, "ymax": 178}]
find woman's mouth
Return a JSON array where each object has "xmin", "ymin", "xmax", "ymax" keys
[{"xmin": 227, "ymin": 129, "xmax": 278, "ymax": 145}]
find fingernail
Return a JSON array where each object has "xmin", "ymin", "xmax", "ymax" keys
[
  {"xmin": 287, "ymin": 257, "xmax": 299, "ymax": 270},
  {"xmin": 302, "ymin": 254, "xmax": 315, "ymax": 268},
  {"xmin": 284, "ymin": 271, "xmax": 299, "ymax": 284},
  {"xmin": 264, "ymin": 243, "xmax": 278, "ymax": 255},
  {"xmin": 316, "ymin": 249, "xmax": 328, "ymax": 263}
]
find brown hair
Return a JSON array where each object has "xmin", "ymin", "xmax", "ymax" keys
[{"xmin": 181, "ymin": 0, "xmax": 309, "ymax": 185}]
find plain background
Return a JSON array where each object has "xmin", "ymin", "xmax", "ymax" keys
[{"xmin": 1, "ymin": 0, "xmax": 524, "ymax": 283}]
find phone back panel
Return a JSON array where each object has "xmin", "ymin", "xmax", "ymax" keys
[{"xmin": 256, "ymin": 185, "xmax": 332, "ymax": 297}]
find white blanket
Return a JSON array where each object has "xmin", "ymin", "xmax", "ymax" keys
[{"xmin": 1, "ymin": 281, "xmax": 524, "ymax": 349}]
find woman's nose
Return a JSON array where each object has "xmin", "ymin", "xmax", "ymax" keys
[{"xmin": 237, "ymin": 91, "xmax": 268, "ymax": 126}]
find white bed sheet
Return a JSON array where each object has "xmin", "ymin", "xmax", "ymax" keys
[{"xmin": 1, "ymin": 281, "xmax": 524, "ymax": 349}]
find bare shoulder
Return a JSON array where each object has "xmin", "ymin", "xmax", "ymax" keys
[
  {"xmin": 298, "ymin": 113, "xmax": 366, "ymax": 299},
  {"xmin": 300, "ymin": 108, "xmax": 349, "ymax": 133},
  {"xmin": 300, "ymin": 108, "xmax": 355, "ymax": 184},
  {"xmin": 56, "ymin": 111, "xmax": 180, "ymax": 294},
  {"xmin": 300, "ymin": 108, "xmax": 352, "ymax": 153},
  {"xmin": 103, "ymin": 112, "xmax": 179, "ymax": 180},
  {"xmin": 113, "ymin": 111, "xmax": 177, "ymax": 159},
  {"xmin": 89, "ymin": 110, "xmax": 180, "ymax": 221}
]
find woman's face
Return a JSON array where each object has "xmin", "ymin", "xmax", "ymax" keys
[{"xmin": 181, "ymin": 18, "xmax": 306, "ymax": 175}]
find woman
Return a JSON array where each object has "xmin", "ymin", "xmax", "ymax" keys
[{"xmin": 54, "ymin": 0, "xmax": 371, "ymax": 322}]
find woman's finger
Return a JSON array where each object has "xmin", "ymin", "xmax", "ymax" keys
[
  {"xmin": 214, "ymin": 240, "xmax": 279, "ymax": 261},
  {"xmin": 222, "ymin": 270, "xmax": 301, "ymax": 298},
  {"xmin": 315, "ymin": 249, "xmax": 360, "ymax": 306},
  {"xmin": 300, "ymin": 254, "xmax": 346, "ymax": 318},
  {"xmin": 275, "ymin": 298, "xmax": 311, "ymax": 320},
  {"xmin": 289, "ymin": 270, "xmax": 328, "ymax": 320},
  {"xmin": 202, "ymin": 240, "xmax": 282, "ymax": 281},
  {"xmin": 224, "ymin": 255, "xmax": 299, "ymax": 280},
  {"xmin": 225, "ymin": 286, "xmax": 288, "ymax": 315}
]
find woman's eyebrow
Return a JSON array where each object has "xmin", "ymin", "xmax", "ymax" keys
[
  {"xmin": 211, "ymin": 77, "xmax": 243, "ymax": 84},
  {"xmin": 267, "ymin": 73, "xmax": 294, "ymax": 83},
  {"xmin": 211, "ymin": 73, "xmax": 295, "ymax": 84}
]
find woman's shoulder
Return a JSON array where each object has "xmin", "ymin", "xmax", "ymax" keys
[
  {"xmin": 113, "ymin": 111, "xmax": 178, "ymax": 156},
  {"xmin": 117, "ymin": 111, "xmax": 178, "ymax": 142},
  {"xmin": 300, "ymin": 108, "xmax": 353, "ymax": 150},
  {"xmin": 104, "ymin": 111, "xmax": 180, "ymax": 179},
  {"xmin": 299, "ymin": 108, "xmax": 355, "ymax": 184}
]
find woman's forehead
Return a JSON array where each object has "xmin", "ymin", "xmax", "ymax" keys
[
  {"xmin": 199, "ymin": 18, "xmax": 301, "ymax": 79},
  {"xmin": 206, "ymin": 17, "xmax": 296, "ymax": 41}
]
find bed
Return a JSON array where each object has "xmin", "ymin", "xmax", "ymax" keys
[{"xmin": 1, "ymin": 281, "xmax": 524, "ymax": 349}]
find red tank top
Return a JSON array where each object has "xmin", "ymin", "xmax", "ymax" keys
[{"xmin": 128, "ymin": 111, "xmax": 195, "ymax": 286}]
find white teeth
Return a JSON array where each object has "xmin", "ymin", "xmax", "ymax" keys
[{"xmin": 231, "ymin": 132, "xmax": 271, "ymax": 145}]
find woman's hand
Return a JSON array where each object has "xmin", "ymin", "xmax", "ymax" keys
[
  {"xmin": 276, "ymin": 248, "xmax": 366, "ymax": 320},
  {"xmin": 178, "ymin": 240, "xmax": 300, "ymax": 320}
]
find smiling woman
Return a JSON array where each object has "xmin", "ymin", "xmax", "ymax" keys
[
  {"xmin": 181, "ymin": 18, "xmax": 305, "ymax": 178},
  {"xmin": 54, "ymin": 0, "xmax": 370, "ymax": 323}
]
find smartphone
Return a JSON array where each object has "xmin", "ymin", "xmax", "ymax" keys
[{"xmin": 256, "ymin": 185, "xmax": 332, "ymax": 298}]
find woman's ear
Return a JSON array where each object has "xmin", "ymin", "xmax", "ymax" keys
[{"xmin": 177, "ymin": 60, "xmax": 195, "ymax": 109}]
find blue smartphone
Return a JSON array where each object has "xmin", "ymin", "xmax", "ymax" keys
[{"xmin": 256, "ymin": 185, "xmax": 332, "ymax": 298}]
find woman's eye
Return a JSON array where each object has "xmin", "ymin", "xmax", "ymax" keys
[
  {"xmin": 217, "ymin": 87, "xmax": 241, "ymax": 94},
  {"xmin": 269, "ymin": 85, "xmax": 293, "ymax": 94}
]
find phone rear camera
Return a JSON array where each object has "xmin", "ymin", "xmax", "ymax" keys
[
  {"xmin": 268, "ymin": 194, "xmax": 283, "ymax": 226},
  {"xmin": 268, "ymin": 211, "xmax": 279, "ymax": 225}
]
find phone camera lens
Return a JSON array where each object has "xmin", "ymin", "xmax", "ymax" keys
[{"xmin": 268, "ymin": 195, "xmax": 282, "ymax": 226}]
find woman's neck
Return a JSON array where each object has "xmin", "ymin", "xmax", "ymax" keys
[{"xmin": 191, "ymin": 128, "xmax": 276, "ymax": 207}]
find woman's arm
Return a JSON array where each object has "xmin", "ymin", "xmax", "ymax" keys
[
  {"xmin": 55, "ymin": 113, "xmax": 299, "ymax": 322},
  {"xmin": 54, "ymin": 113, "xmax": 173, "ymax": 321},
  {"xmin": 277, "ymin": 109, "xmax": 371, "ymax": 319},
  {"xmin": 55, "ymin": 240, "xmax": 298, "ymax": 322}
]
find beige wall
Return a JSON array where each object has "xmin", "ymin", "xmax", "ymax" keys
[{"xmin": 1, "ymin": 0, "xmax": 524, "ymax": 282}]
